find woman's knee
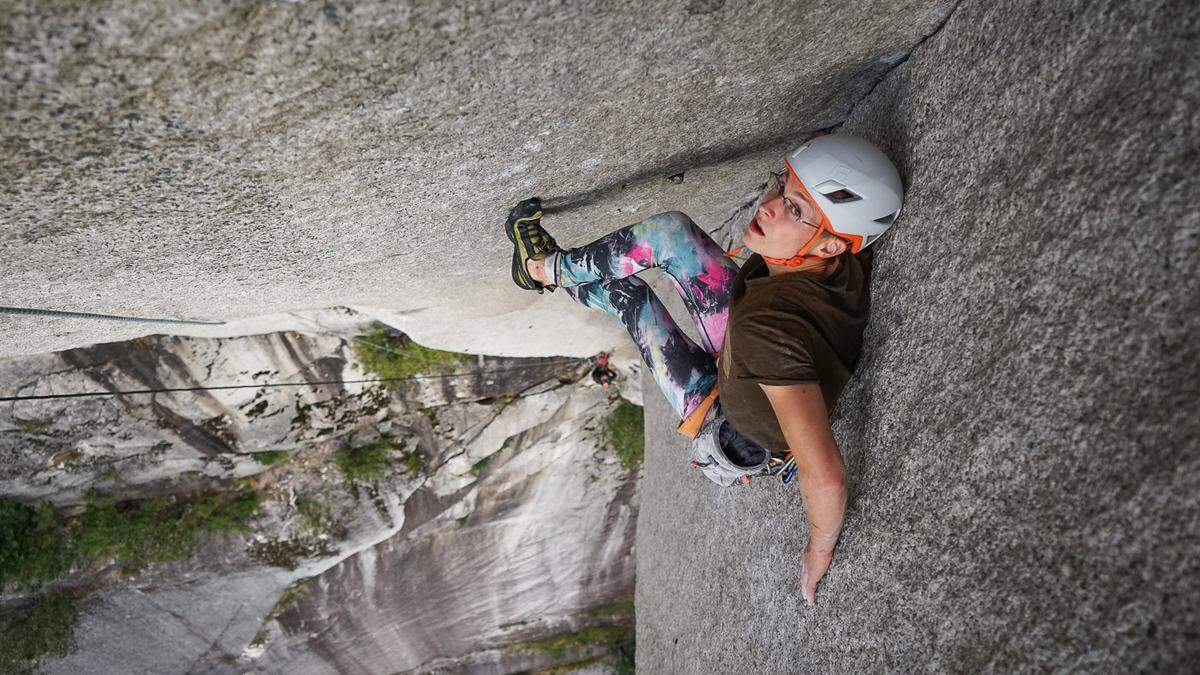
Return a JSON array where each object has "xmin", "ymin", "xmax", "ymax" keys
[
  {"xmin": 659, "ymin": 210, "xmax": 696, "ymax": 230},
  {"xmin": 651, "ymin": 211, "xmax": 707, "ymax": 243}
]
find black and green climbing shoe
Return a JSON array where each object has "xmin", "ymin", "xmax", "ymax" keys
[{"xmin": 505, "ymin": 197, "xmax": 560, "ymax": 294}]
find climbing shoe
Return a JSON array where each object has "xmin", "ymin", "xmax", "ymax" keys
[{"xmin": 505, "ymin": 197, "xmax": 560, "ymax": 294}]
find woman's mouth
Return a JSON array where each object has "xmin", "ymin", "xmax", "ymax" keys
[{"xmin": 749, "ymin": 217, "xmax": 765, "ymax": 237}]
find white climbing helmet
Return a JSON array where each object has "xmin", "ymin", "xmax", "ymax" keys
[{"xmin": 785, "ymin": 135, "xmax": 904, "ymax": 253}]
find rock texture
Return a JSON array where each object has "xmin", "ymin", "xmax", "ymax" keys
[
  {"xmin": 0, "ymin": 308, "xmax": 575, "ymax": 504},
  {"xmin": 636, "ymin": 0, "xmax": 1199, "ymax": 672},
  {"xmin": 3, "ymin": 0, "xmax": 1195, "ymax": 672},
  {"xmin": 0, "ymin": 0, "xmax": 956, "ymax": 358},
  {"xmin": 260, "ymin": 384, "xmax": 639, "ymax": 673},
  {"xmin": 0, "ymin": 321, "xmax": 639, "ymax": 673}
]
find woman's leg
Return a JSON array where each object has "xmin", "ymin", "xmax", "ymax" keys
[
  {"xmin": 565, "ymin": 276, "xmax": 715, "ymax": 422},
  {"xmin": 549, "ymin": 211, "xmax": 738, "ymax": 355}
]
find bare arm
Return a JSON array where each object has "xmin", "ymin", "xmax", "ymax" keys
[{"xmin": 760, "ymin": 382, "xmax": 847, "ymax": 605}]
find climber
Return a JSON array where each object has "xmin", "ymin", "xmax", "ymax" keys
[
  {"xmin": 504, "ymin": 134, "xmax": 903, "ymax": 606},
  {"xmin": 591, "ymin": 352, "xmax": 618, "ymax": 388}
]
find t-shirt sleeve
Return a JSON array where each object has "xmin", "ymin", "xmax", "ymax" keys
[{"xmin": 733, "ymin": 313, "xmax": 819, "ymax": 386}]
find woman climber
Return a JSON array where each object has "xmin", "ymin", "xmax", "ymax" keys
[{"xmin": 503, "ymin": 134, "xmax": 903, "ymax": 605}]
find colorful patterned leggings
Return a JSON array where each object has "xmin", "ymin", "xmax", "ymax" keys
[{"xmin": 551, "ymin": 211, "xmax": 739, "ymax": 422}]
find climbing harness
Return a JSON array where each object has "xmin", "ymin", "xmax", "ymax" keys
[{"xmin": 685, "ymin": 401, "xmax": 798, "ymax": 488}]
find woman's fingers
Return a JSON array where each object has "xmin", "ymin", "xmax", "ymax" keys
[{"xmin": 801, "ymin": 543, "xmax": 834, "ymax": 606}]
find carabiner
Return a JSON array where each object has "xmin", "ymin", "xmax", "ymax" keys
[{"xmin": 780, "ymin": 457, "xmax": 797, "ymax": 485}]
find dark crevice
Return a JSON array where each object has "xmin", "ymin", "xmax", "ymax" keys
[
  {"xmin": 837, "ymin": 0, "xmax": 968, "ymax": 124},
  {"xmin": 542, "ymin": 1, "xmax": 967, "ymax": 221},
  {"xmin": 710, "ymin": 0, "xmax": 967, "ymax": 250}
]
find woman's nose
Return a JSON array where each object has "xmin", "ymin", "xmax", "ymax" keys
[{"xmin": 758, "ymin": 199, "xmax": 777, "ymax": 222}]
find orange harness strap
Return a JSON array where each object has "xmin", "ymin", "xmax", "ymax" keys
[{"xmin": 675, "ymin": 386, "xmax": 719, "ymax": 440}]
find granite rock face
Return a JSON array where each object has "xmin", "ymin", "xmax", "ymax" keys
[
  {"xmin": 0, "ymin": 309, "xmax": 576, "ymax": 504},
  {"xmin": 3, "ymin": 0, "xmax": 1195, "ymax": 671},
  {"xmin": 636, "ymin": 0, "xmax": 1199, "ymax": 672},
  {"xmin": 0, "ymin": 320, "xmax": 639, "ymax": 674},
  {"xmin": 259, "ymin": 384, "xmax": 639, "ymax": 674},
  {"xmin": 0, "ymin": 0, "xmax": 956, "ymax": 358}
]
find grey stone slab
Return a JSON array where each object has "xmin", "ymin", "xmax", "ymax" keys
[
  {"xmin": 43, "ymin": 563, "xmax": 293, "ymax": 675},
  {"xmin": 635, "ymin": 0, "xmax": 1199, "ymax": 671},
  {"xmin": 0, "ymin": 0, "xmax": 955, "ymax": 358}
]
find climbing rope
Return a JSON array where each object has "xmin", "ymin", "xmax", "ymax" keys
[{"xmin": 0, "ymin": 306, "xmax": 225, "ymax": 326}]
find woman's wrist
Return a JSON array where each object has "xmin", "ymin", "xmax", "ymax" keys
[{"xmin": 806, "ymin": 534, "xmax": 839, "ymax": 554}]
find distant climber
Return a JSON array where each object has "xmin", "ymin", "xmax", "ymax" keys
[
  {"xmin": 591, "ymin": 352, "xmax": 618, "ymax": 388},
  {"xmin": 504, "ymin": 134, "xmax": 904, "ymax": 605}
]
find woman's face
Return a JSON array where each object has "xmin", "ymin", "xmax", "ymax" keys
[{"xmin": 744, "ymin": 171, "xmax": 825, "ymax": 259}]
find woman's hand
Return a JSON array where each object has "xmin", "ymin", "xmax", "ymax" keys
[{"xmin": 801, "ymin": 540, "xmax": 835, "ymax": 606}]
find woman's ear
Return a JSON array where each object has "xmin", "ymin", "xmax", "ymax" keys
[{"xmin": 812, "ymin": 233, "xmax": 849, "ymax": 259}]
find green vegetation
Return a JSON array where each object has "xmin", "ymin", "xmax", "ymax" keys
[
  {"xmin": 0, "ymin": 590, "xmax": 78, "ymax": 675},
  {"xmin": 0, "ymin": 491, "xmax": 258, "ymax": 591},
  {"xmin": 296, "ymin": 496, "xmax": 334, "ymax": 536},
  {"xmin": 607, "ymin": 633, "xmax": 636, "ymax": 675},
  {"xmin": 277, "ymin": 580, "xmax": 312, "ymax": 611},
  {"xmin": 14, "ymin": 418, "xmax": 52, "ymax": 434},
  {"xmin": 334, "ymin": 438, "xmax": 395, "ymax": 482},
  {"xmin": 249, "ymin": 628, "xmax": 269, "ymax": 648},
  {"xmin": 541, "ymin": 657, "xmax": 606, "ymax": 674},
  {"xmin": 603, "ymin": 401, "xmax": 645, "ymax": 470},
  {"xmin": 0, "ymin": 499, "xmax": 74, "ymax": 591},
  {"xmin": 0, "ymin": 491, "xmax": 258, "ymax": 671},
  {"xmin": 401, "ymin": 450, "xmax": 425, "ymax": 477},
  {"xmin": 247, "ymin": 538, "xmax": 334, "ymax": 571},
  {"xmin": 0, "ymin": 500, "xmax": 73, "ymax": 590},
  {"xmin": 199, "ymin": 415, "xmax": 238, "ymax": 449},
  {"xmin": 245, "ymin": 400, "xmax": 269, "ymax": 418},
  {"xmin": 251, "ymin": 579, "xmax": 313, "ymax": 647},
  {"xmin": 585, "ymin": 598, "xmax": 634, "ymax": 620},
  {"xmin": 74, "ymin": 491, "xmax": 258, "ymax": 572},
  {"xmin": 471, "ymin": 456, "xmax": 491, "ymax": 473},
  {"xmin": 523, "ymin": 625, "xmax": 630, "ymax": 660},
  {"xmin": 353, "ymin": 323, "xmax": 470, "ymax": 389},
  {"xmin": 291, "ymin": 401, "xmax": 312, "ymax": 429},
  {"xmin": 525, "ymin": 598, "xmax": 636, "ymax": 673},
  {"xmin": 252, "ymin": 450, "xmax": 290, "ymax": 467}
]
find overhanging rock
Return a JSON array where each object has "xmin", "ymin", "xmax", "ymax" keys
[{"xmin": 1, "ymin": 0, "xmax": 956, "ymax": 357}]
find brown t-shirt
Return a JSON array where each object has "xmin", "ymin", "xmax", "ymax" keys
[{"xmin": 716, "ymin": 251, "xmax": 871, "ymax": 454}]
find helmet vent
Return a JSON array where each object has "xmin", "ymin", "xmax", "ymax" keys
[
  {"xmin": 825, "ymin": 188, "xmax": 861, "ymax": 204},
  {"xmin": 873, "ymin": 210, "xmax": 899, "ymax": 225}
]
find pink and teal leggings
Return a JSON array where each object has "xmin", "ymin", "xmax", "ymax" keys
[{"xmin": 550, "ymin": 211, "xmax": 739, "ymax": 422}]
